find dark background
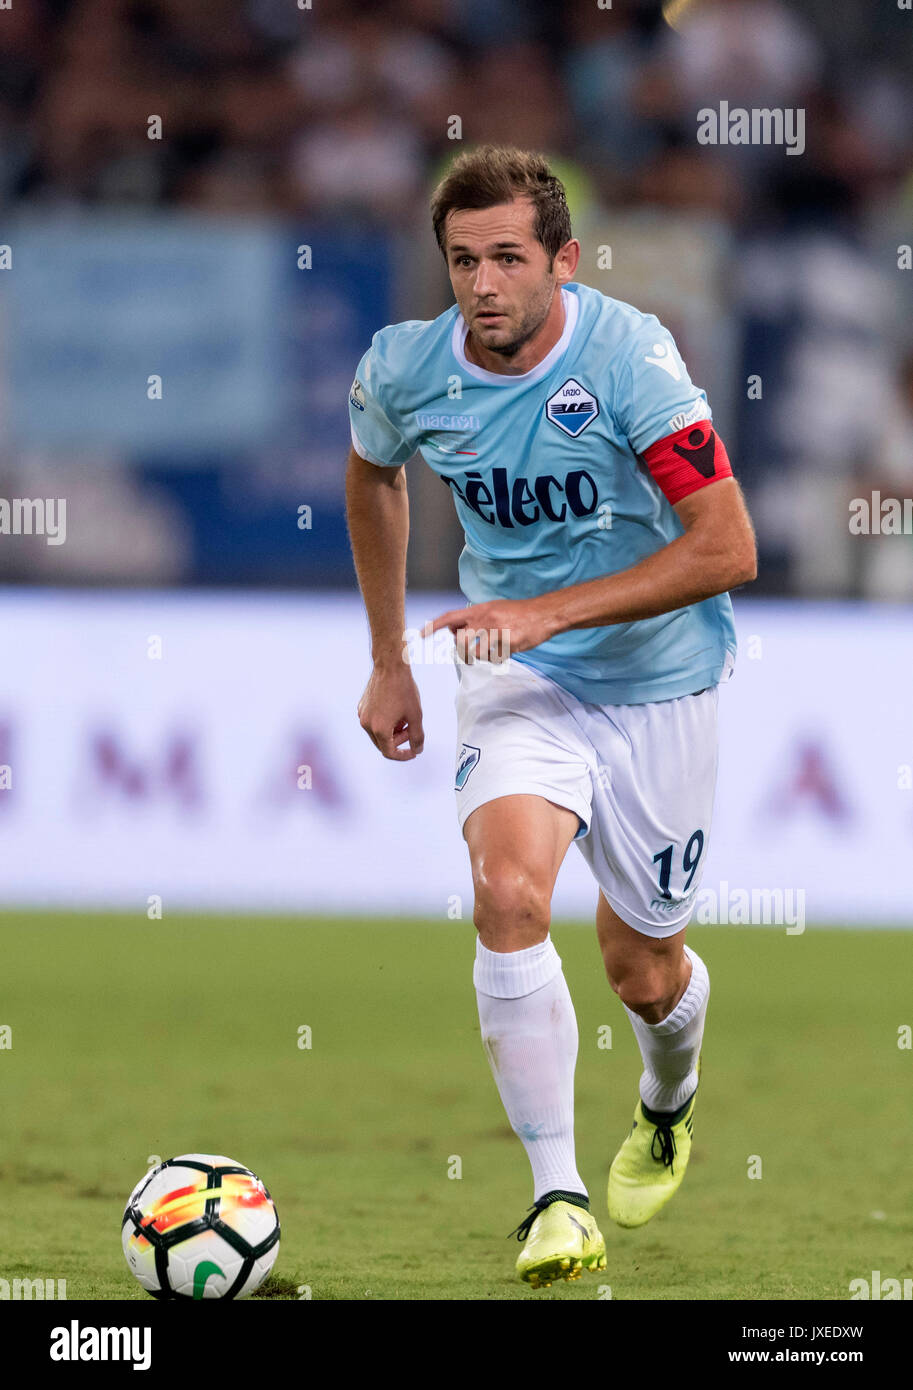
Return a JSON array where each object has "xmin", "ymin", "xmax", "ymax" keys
[{"xmin": 0, "ymin": 0, "xmax": 911, "ymax": 595}]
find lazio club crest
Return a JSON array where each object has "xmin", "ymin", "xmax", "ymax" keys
[
  {"xmin": 545, "ymin": 378, "xmax": 599, "ymax": 437},
  {"xmin": 455, "ymin": 743, "xmax": 481, "ymax": 790}
]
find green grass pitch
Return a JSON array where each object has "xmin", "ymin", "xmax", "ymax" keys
[{"xmin": 1, "ymin": 912, "xmax": 910, "ymax": 1300}]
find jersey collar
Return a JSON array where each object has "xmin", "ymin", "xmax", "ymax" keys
[{"xmin": 451, "ymin": 286, "xmax": 578, "ymax": 386}]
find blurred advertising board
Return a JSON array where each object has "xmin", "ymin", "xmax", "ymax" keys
[
  {"xmin": 0, "ymin": 215, "xmax": 392, "ymax": 583},
  {"xmin": 0, "ymin": 592, "xmax": 910, "ymax": 925}
]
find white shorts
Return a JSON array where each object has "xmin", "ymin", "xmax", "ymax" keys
[{"xmin": 454, "ymin": 656, "xmax": 721, "ymax": 938}]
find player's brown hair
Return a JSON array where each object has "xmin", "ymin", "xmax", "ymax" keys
[{"xmin": 430, "ymin": 145, "xmax": 572, "ymax": 264}]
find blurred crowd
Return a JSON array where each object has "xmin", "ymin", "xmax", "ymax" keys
[{"xmin": 1, "ymin": 0, "xmax": 912, "ymax": 595}]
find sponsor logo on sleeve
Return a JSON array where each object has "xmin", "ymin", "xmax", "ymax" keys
[{"xmin": 668, "ymin": 399, "xmax": 707, "ymax": 432}]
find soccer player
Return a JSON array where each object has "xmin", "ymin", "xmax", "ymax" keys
[{"xmin": 345, "ymin": 146, "xmax": 756, "ymax": 1288}]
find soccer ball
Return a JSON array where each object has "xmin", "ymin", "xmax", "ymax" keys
[{"xmin": 122, "ymin": 1153, "xmax": 280, "ymax": 1299}]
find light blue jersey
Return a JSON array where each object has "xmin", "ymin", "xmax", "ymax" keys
[{"xmin": 348, "ymin": 282, "xmax": 736, "ymax": 705}]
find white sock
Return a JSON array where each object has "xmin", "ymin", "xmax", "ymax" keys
[
  {"xmin": 474, "ymin": 935, "xmax": 587, "ymax": 1204},
  {"xmin": 624, "ymin": 944, "xmax": 709, "ymax": 1114}
]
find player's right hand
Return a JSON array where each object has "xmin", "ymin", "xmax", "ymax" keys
[{"xmin": 357, "ymin": 664, "xmax": 425, "ymax": 761}]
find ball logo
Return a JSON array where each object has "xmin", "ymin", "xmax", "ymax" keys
[
  {"xmin": 193, "ymin": 1260, "xmax": 225, "ymax": 1299},
  {"xmin": 545, "ymin": 378, "xmax": 600, "ymax": 437}
]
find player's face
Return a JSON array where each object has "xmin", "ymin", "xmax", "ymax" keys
[{"xmin": 444, "ymin": 200, "xmax": 572, "ymax": 360}]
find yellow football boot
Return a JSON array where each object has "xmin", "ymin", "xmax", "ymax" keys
[
  {"xmin": 511, "ymin": 1194, "xmax": 607, "ymax": 1289},
  {"xmin": 607, "ymin": 1088, "xmax": 697, "ymax": 1228}
]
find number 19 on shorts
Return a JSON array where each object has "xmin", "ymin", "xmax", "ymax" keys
[{"xmin": 652, "ymin": 829, "xmax": 705, "ymax": 901}]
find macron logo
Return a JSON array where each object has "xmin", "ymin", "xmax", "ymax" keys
[
  {"xmin": 644, "ymin": 341, "xmax": 682, "ymax": 381},
  {"xmin": 415, "ymin": 412, "xmax": 481, "ymax": 431},
  {"xmin": 50, "ymin": 1321, "xmax": 151, "ymax": 1372}
]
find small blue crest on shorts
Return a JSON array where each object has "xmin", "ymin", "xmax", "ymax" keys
[{"xmin": 455, "ymin": 742, "xmax": 481, "ymax": 790}]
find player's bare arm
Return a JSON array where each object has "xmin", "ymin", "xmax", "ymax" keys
[
  {"xmin": 427, "ymin": 475, "xmax": 757, "ymax": 655},
  {"xmin": 345, "ymin": 445, "xmax": 424, "ymax": 760}
]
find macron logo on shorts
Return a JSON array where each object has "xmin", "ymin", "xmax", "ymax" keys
[{"xmin": 455, "ymin": 743, "xmax": 481, "ymax": 790}]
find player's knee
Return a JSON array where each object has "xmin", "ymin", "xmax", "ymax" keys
[
  {"xmin": 473, "ymin": 865, "xmax": 551, "ymax": 949},
  {"xmin": 608, "ymin": 966, "xmax": 678, "ymax": 1023}
]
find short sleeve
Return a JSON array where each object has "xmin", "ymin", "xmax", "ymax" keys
[
  {"xmin": 348, "ymin": 346, "xmax": 413, "ymax": 468},
  {"xmin": 617, "ymin": 318, "xmax": 712, "ymax": 457}
]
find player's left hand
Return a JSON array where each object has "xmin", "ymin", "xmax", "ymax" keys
[{"xmin": 423, "ymin": 598, "xmax": 557, "ymax": 664}]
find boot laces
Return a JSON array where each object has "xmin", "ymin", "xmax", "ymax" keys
[
  {"xmin": 508, "ymin": 1201, "xmax": 547, "ymax": 1243},
  {"xmin": 651, "ymin": 1120, "xmax": 678, "ymax": 1172}
]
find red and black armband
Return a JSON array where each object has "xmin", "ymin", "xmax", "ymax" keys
[{"xmin": 640, "ymin": 420, "xmax": 733, "ymax": 505}]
